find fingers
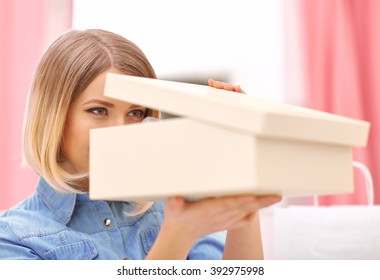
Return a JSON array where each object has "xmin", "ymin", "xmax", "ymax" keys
[
  {"xmin": 255, "ymin": 195, "xmax": 282, "ymax": 209},
  {"xmin": 200, "ymin": 195, "xmax": 270, "ymax": 230},
  {"xmin": 166, "ymin": 196, "xmax": 186, "ymax": 215},
  {"xmin": 208, "ymin": 79, "xmax": 246, "ymax": 94},
  {"xmin": 235, "ymin": 85, "xmax": 245, "ymax": 94},
  {"xmin": 164, "ymin": 194, "xmax": 281, "ymax": 236},
  {"xmin": 206, "ymin": 194, "xmax": 281, "ymax": 214},
  {"xmin": 216, "ymin": 194, "xmax": 281, "ymax": 220},
  {"xmin": 185, "ymin": 194, "xmax": 280, "ymax": 225},
  {"xmin": 219, "ymin": 195, "xmax": 281, "ymax": 229}
]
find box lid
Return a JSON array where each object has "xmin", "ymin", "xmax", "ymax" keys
[{"xmin": 104, "ymin": 73, "xmax": 370, "ymax": 146}]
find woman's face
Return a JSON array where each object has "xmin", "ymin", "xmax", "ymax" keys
[{"xmin": 62, "ymin": 68, "xmax": 147, "ymax": 174}]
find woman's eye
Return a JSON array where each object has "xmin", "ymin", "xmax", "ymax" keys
[
  {"xmin": 127, "ymin": 109, "xmax": 145, "ymax": 118},
  {"xmin": 87, "ymin": 108, "xmax": 108, "ymax": 116}
]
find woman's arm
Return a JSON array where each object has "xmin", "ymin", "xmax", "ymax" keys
[
  {"xmin": 223, "ymin": 211, "xmax": 264, "ymax": 259},
  {"xmin": 221, "ymin": 196, "xmax": 280, "ymax": 260},
  {"xmin": 145, "ymin": 197, "xmax": 196, "ymax": 259},
  {"xmin": 145, "ymin": 195, "xmax": 280, "ymax": 259}
]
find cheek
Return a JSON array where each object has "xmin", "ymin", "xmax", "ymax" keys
[{"xmin": 62, "ymin": 118, "xmax": 91, "ymax": 172}]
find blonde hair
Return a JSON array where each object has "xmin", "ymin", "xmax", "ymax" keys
[{"xmin": 23, "ymin": 29, "xmax": 158, "ymax": 208}]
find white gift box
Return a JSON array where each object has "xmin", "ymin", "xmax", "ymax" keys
[{"xmin": 89, "ymin": 73, "xmax": 370, "ymax": 201}]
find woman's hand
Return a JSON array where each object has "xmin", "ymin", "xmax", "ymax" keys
[
  {"xmin": 208, "ymin": 79, "xmax": 245, "ymax": 93},
  {"xmin": 164, "ymin": 195, "xmax": 280, "ymax": 241},
  {"xmin": 146, "ymin": 194, "xmax": 280, "ymax": 260}
]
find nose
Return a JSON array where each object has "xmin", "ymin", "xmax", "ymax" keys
[{"xmin": 111, "ymin": 115, "xmax": 128, "ymax": 126}]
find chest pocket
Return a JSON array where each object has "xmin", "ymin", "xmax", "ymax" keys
[
  {"xmin": 140, "ymin": 227, "xmax": 160, "ymax": 255},
  {"xmin": 43, "ymin": 240, "xmax": 98, "ymax": 260}
]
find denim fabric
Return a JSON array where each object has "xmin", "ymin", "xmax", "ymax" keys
[{"xmin": 0, "ymin": 177, "xmax": 225, "ymax": 259}]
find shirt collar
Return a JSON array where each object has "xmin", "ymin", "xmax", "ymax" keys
[{"xmin": 36, "ymin": 177, "xmax": 90, "ymax": 225}]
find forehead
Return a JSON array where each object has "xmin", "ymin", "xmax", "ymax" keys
[
  {"xmin": 79, "ymin": 71, "xmax": 108, "ymax": 100},
  {"xmin": 76, "ymin": 69, "xmax": 138, "ymax": 107}
]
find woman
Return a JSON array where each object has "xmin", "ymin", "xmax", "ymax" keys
[{"xmin": 0, "ymin": 29, "xmax": 280, "ymax": 259}]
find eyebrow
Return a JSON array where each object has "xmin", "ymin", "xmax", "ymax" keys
[
  {"xmin": 82, "ymin": 99, "xmax": 114, "ymax": 108},
  {"xmin": 82, "ymin": 99, "xmax": 145, "ymax": 109}
]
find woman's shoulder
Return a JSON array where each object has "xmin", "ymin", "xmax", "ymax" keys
[
  {"xmin": 0, "ymin": 194, "xmax": 98, "ymax": 260},
  {"xmin": 0, "ymin": 193, "xmax": 66, "ymax": 240}
]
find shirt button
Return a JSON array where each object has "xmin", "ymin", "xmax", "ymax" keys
[{"xmin": 104, "ymin": 218, "xmax": 112, "ymax": 227}]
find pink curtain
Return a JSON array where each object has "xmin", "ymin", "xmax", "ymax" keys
[
  {"xmin": 0, "ymin": 0, "xmax": 72, "ymax": 210},
  {"xmin": 298, "ymin": 0, "xmax": 380, "ymax": 205}
]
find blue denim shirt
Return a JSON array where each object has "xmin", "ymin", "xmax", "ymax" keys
[{"xmin": 0, "ymin": 177, "xmax": 225, "ymax": 259}]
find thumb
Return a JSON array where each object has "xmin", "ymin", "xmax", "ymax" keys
[{"xmin": 166, "ymin": 196, "xmax": 186, "ymax": 215}]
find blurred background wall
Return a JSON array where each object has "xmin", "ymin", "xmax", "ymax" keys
[
  {"xmin": 72, "ymin": 0, "xmax": 287, "ymax": 101},
  {"xmin": 0, "ymin": 0, "xmax": 72, "ymax": 210},
  {"xmin": 297, "ymin": 0, "xmax": 380, "ymax": 205},
  {"xmin": 1, "ymin": 0, "xmax": 379, "ymax": 210}
]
